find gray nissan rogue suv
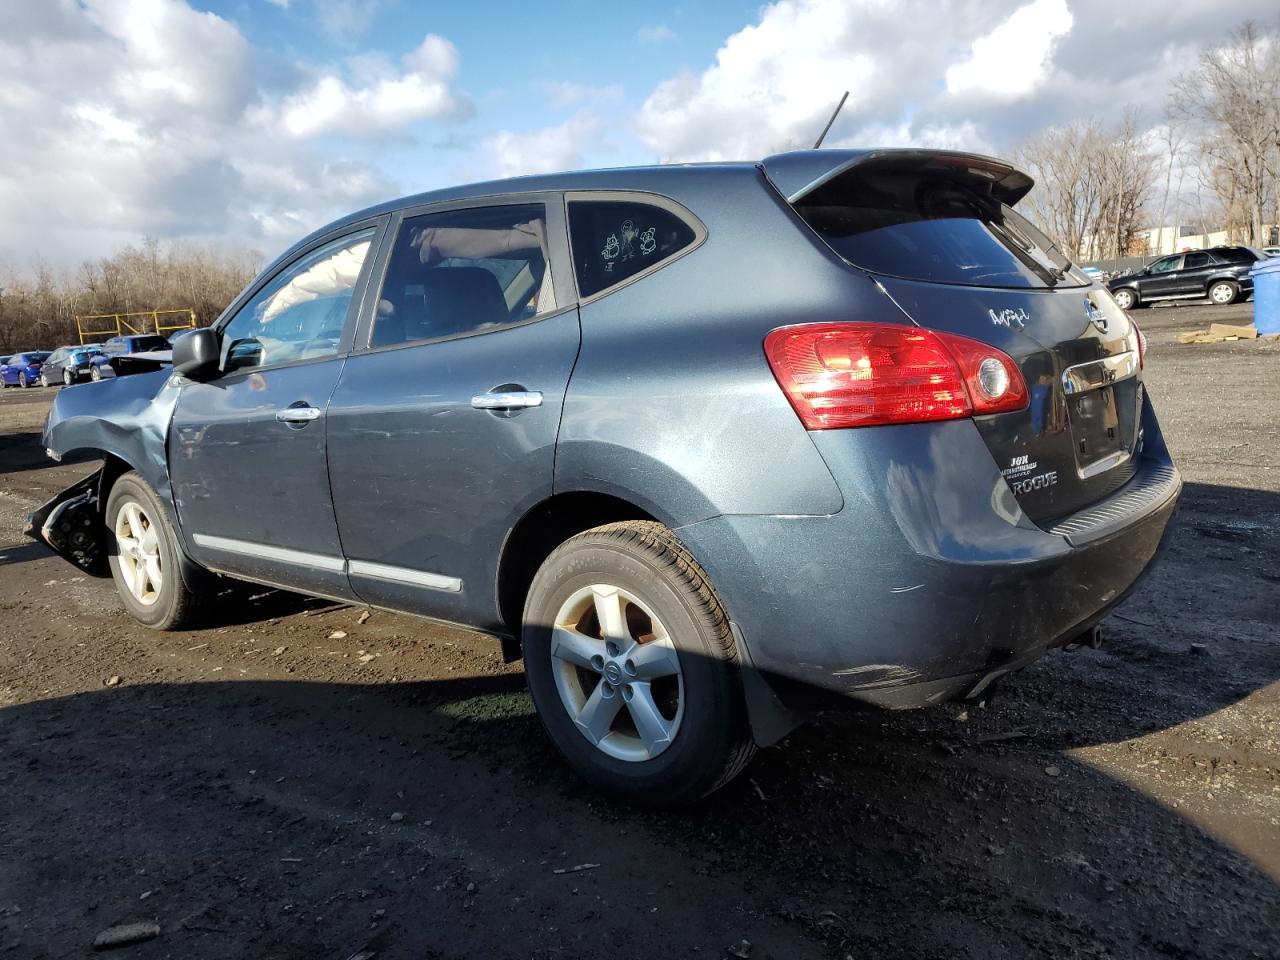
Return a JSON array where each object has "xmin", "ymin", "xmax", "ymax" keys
[{"xmin": 30, "ymin": 149, "xmax": 1180, "ymax": 804}]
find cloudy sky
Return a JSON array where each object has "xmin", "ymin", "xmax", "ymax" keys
[{"xmin": 0, "ymin": 0, "xmax": 1273, "ymax": 265}]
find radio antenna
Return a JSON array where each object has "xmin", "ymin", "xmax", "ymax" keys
[{"xmin": 813, "ymin": 90, "xmax": 849, "ymax": 149}]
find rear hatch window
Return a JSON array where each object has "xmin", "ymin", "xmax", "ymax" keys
[{"xmin": 794, "ymin": 162, "xmax": 1087, "ymax": 289}]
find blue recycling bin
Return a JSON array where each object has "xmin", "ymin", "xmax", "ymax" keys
[{"xmin": 1253, "ymin": 256, "xmax": 1280, "ymax": 335}]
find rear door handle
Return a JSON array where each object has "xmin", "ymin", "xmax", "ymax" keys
[
  {"xmin": 275, "ymin": 406, "xmax": 322, "ymax": 423},
  {"xmin": 470, "ymin": 391, "xmax": 543, "ymax": 410}
]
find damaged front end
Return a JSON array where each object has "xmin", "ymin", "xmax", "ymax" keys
[{"xmin": 23, "ymin": 470, "xmax": 109, "ymax": 576}]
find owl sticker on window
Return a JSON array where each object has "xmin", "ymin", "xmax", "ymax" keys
[{"xmin": 640, "ymin": 227, "xmax": 657, "ymax": 256}]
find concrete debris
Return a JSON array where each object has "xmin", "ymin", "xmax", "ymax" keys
[
  {"xmin": 358, "ymin": 610, "xmax": 371, "ymax": 624},
  {"xmin": 105, "ymin": 676, "xmax": 120, "ymax": 687},
  {"xmin": 329, "ymin": 630, "xmax": 348, "ymax": 640},
  {"xmin": 1044, "ymin": 765, "xmax": 1062, "ymax": 777},
  {"xmin": 389, "ymin": 811, "xmax": 406, "ymax": 823},
  {"xmin": 1190, "ymin": 642, "xmax": 1208, "ymax": 655},
  {"xmin": 272, "ymin": 646, "xmax": 286, "ymax": 655},
  {"xmin": 92, "ymin": 922, "xmax": 160, "ymax": 949}
]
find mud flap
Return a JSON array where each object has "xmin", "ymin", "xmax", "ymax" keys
[
  {"xmin": 23, "ymin": 470, "xmax": 109, "ymax": 576},
  {"xmin": 730, "ymin": 621, "xmax": 806, "ymax": 747}
]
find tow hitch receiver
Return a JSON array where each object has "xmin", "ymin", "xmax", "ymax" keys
[{"xmin": 24, "ymin": 471, "xmax": 109, "ymax": 575}]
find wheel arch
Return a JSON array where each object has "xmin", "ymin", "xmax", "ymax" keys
[{"xmin": 496, "ymin": 491, "xmax": 657, "ymax": 642}]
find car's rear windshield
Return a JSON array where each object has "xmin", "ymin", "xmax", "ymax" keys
[{"xmin": 793, "ymin": 169, "xmax": 1084, "ymax": 289}]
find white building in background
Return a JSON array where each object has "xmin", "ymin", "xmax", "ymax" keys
[{"xmin": 1141, "ymin": 224, "xmax": 1279, "ymax": 255}]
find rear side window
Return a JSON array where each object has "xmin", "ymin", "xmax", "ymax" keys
[
  {"xmin": 1184, "ymin": 252, "xmax": 1212, "ymax": 269},
  {"xmin": 793, "ymin": 170, "xmax": 1083, "ymax": 289},
  {"xmin": 370, "ymin": 203, "xmax": 552, "ymax": 348},
  {"xmin": 568, "ymin": 200, "xmax": 696, "ymax": 298}
]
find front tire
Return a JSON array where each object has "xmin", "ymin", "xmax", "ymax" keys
[
  {"xmin": 105, "ymin": 472, "xmax": 203, "ymax": 630},
  {"xmin": 90, "ymin": 365, "xmax": 102, "ymax": 381},
  {"xmin": 1209, "ymin": 280, "xmax": 1239, "ymax": 305},
  {"xmin": 63, "ymin": 368, "xmax": 74, "ymax": 386},
  {"xmin": 523, "ymin": 521, "xmax": 755, "ymax": 806},
  {"xmin": 19, "ymin": 372, "xmax": 30, "ymax": 388}
]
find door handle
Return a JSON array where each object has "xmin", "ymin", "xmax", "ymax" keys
[
  {"xmin": 275, "ymin": 405, "xmax": 322, "ymax": 423},
  {"xmin": 470, "ymin": 391, "xmax": 543, "ymax": 410}
]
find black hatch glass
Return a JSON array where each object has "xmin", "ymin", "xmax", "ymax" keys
[{"xmin": 795, "ymin": 171, "xmax": 1085, "ymax": 289}]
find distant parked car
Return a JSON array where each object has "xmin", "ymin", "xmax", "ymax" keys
[
  {"xmin": 88, "ymin": 334, "xmax": 171, "ymax": 380},
  {"xmin": 1107, "ymin": 246, "xmax": 1264, "ymax": 309},
  {"xmin": 1263, "ymin": 246, "xmax": 1280, "ymax": 259},
  {"xmin": 41, "ymin": 346, "xmax": 105, "ymax": 386},
  {"xmin": 1080, "ymin": 266, "xmax": 1104, "ymax": 281},
  {"xmin": 1, "ymin": 351, "xmax": 51, "ymax": 388}
]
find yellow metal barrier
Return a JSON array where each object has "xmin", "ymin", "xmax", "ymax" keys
[{"xmin": 76, "ymin": 309, "xmax": 197, "ymax": 344}]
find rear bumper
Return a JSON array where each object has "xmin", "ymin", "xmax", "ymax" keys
[{"xmin": 674, "ymin": 400, "xmax": 1179, "ymax": 709}]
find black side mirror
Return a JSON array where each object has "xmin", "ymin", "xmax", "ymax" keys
[{"xmin": 171, "ymin": 327, "xmax": 219, "ymax": 379}]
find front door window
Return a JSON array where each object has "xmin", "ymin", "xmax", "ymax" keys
[{"xmin": 219, "ymin": 229, "xmax": 376, "ymax": 371}]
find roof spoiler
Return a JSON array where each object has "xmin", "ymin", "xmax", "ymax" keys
[{"xmin": 760, "ymin": 148, "xmax": 1035, "ymax": 207}]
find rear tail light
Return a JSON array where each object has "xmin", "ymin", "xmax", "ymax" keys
[
  {"xmin": 1130, "ymin": 317, "xmax": 1147, "ymax": 368},
  {"xmin": 763, "ymin": 322, "xmax": 1028, "ymax": 430}
]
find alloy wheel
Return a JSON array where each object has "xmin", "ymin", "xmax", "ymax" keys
[
  {"xmin": 1114, "ymin": 290, "xmax": 1134, "ymax": 310},
  {"xmin": 550, "ymin": 583, "xmax": 684, "ymax": 762},
  {"xmin": 114, "ymin": 500, "xmax": 163, "ymax": 606},
  {"xmin": 63, "ymin": 369, "xmax": 72, "ymax": 386},
  {"xmin": 40, "ymin": 372, "xmax": 49, "ymax": 387},
  {"xmin": 1210, "ymin": 282, "xmax": 1234, "ymax": 305}
]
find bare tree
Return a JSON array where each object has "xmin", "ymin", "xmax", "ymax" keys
[
  {"xmin": 0, "ymin": 241, "xmax": 262, "ymax": 353},
  {"xmin": 1012, "ymin": 110, "xmax": 1157, "ymax": 262},
  {"xmin": 1172, "ymin": 20, "xmax": 1280, "ymax": 246}
]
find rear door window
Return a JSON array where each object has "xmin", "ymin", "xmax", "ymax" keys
[
  {"xmin": 568, "ymin": 200, "xmax": 697, "ymax": 298},
  {"xmin": 792, "ymin": 170, "xmax": 1083, "ymax": 289},
  {"xmin": 1183, "ymin": 252, "xmax": 1211, "ymax": 270},
  {"xmin": 369, "ymin": 203, "xmax": 552, "ymax": 348}
]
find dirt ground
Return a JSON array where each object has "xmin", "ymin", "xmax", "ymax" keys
[{"xmin": 1, "ymin": 300, "xmax": 1277, "ymax": 959}]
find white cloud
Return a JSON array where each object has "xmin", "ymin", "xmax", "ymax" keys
[
  {"xmin": 944, "ymin": 0, "xmax": 1073, "ymax": 98},
  {"xmin": 0, "ymin": 0, "xmax": 463, "ymax": 263},
  {"xmin": 636, "ymin": 0, "xmax": 904, "ymax": 162},
  {"xmin": 637, "ymin": 24, "xmax": 677, "ymax": 44},
  {"xmin": 479, "ymin": 112, "xmax": 605, "ymax": 180},
  {"xmin": 266, "ymin": 0, "xmax": 289, "ymax": 8},
  {"xmin": 633, "ymin": 0, "xmax": 1280, "ymax": 165},
  {"xmin": 273, "ymin": 34, "xmax": 467, "ymax": 139}
]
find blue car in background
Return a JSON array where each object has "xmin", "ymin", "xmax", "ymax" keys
[
  {"xmin": 41, "ymin": 346, "xmax": 106, "ymax": 386},
  {"xmin": 88, "ymin": 334, "xmax": 171, "ymax": 380},
  {"xmin": 1, "ymin": 351, "xmax": 51, "ymax": 388}
]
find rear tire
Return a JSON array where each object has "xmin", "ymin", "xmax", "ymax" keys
[
  {"xmin": 19, "ymin": 372, "xmax": 30, "ymax": 388},
  {"xmin": 63, "ymin": 369, "xmax": 73, "ymax": 386},
  {"xmin": 1112, "ymin": 288, "xmax": 1138, "ymax": 310},
  {"xmin": 40, "ymin": 371, "xmax": 50, "ymax": 387},
  {"xmin": 90, "ymin": 365, "xmax": 102, "ymax": 381},
  {"xmin": 522, "ymin": 521, "xmax": 755, "ymax": 806},
  {"xmin": 1208, "ymin": 280, "xmax": 1239, "ymax": 305},
  {"xmin": 105, "ymin": 472, "xmax": 203, "ymax": 630}
]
